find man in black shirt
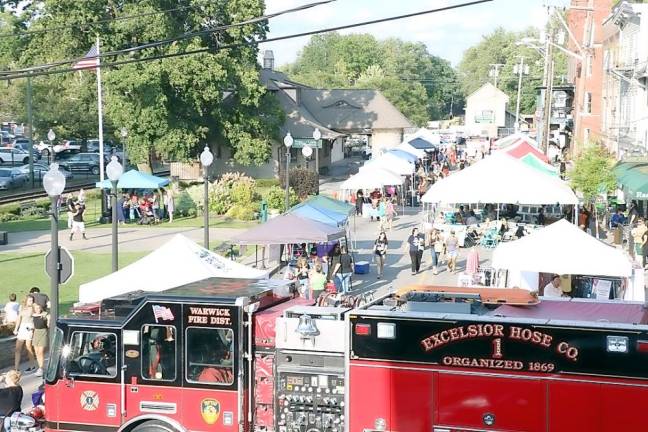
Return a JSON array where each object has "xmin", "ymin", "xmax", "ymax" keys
[
  {"xmin": 69, "ymin": 202, "xmax": 87, "ymax": 240},
  {"xmin": 29, "ymin": 287, "xmax": 49, "ymax": 311},
  {"xmin": 0, "ymin": 370, "xmax": 23, "ymax": 429}
]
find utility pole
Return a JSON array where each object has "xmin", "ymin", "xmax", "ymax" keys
[
  {"xmin": 514, "ymin": 57, "xmax": 529, "ymax": 132},
  {"xmin": 489, "ymin": 63, "xmax": 505, "ymax": 88},
  {"xmin": 540, "ymin": 28, "xmax": 555, "ymax": 156}
]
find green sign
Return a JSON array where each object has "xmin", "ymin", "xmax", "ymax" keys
[{"xmin": 293, "ymin": 138, "xmax": 322, "ymax": 149}]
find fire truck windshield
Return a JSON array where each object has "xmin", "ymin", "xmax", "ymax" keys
[{"xmin": 186, "ymin": 327, "xmax": 234, "ymax": 385}]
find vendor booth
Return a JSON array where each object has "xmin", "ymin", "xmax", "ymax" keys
[
  {"xmin": 361, "ymin": 152, "xmax": 415, "ymax": 176},
  {"xmin": 230, "ymin": 213, "xmax": 346, "ymax": 245},
  {"xmin": 397, "ymin": 141, "xmax": 426, "ymax": 159},
  {"xmin": 421, "ymin": 153, "xmax": 577, "ymax": 205},
  {"xmin": 78, "ymin": 234, "xmax": 268, "ymax": 303},
  {"xmin": 491, "ymin": 220, "xmax": 643, "ymax": 301}
]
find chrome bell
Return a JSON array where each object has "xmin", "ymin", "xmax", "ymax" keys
[{"xmin": 295, "ymin": 314, "xmax": 319, "ymax": 338}]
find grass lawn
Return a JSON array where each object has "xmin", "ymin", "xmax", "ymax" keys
[{"xmin": 0, "ymin": 251, "xmax": 146, "ymax": 315}]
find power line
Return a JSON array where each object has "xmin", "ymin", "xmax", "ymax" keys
[
  {"xmin": 1, "ymin": 0, "xmax": 337, "ymax": 75},
  {"xmin": 0, "ymin": 5, "xmax": 195, "ymax": 39},
  {"xmin": 0, "ymin": 0, "xmax": 493, "ymax": 81}
]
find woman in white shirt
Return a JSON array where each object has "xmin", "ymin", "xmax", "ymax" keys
[{"xmin": 543, "ymin": 275, "xmax": 564, "ymax": 297}]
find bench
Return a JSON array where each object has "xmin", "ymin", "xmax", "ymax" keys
[{"xmin": 19, "ymin": 200, "xmax": 42, "ymax": 217}]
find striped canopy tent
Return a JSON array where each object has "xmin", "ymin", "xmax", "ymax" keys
[{"xmin": 521, "ymin": 153, "xmax": 559, "ymax": 177}]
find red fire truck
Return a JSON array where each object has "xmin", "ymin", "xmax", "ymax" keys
[{"xmin": 43, "ymin": 279, "xmax": 648, "ymax": 432}]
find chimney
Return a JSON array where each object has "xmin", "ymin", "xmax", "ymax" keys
[{"xmin": 263, "ymin": 50, "xmax": 275, "ymax": 70}]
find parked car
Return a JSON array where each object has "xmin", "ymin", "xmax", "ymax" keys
[
  {"xmin": 86, "ymin": 139, "xmax": 116, "ymax": 153},
  {"xmin": 0, "ymin": 168, "xmax": 27, "ymax": 190},
  {"xmin": 56, "ymin": 152, "xmax": 106, "ymax": 175},
  {"xmin": 0, "ymin": 130, "xmax": 13, "ymax": 145},
  {"xmin": 0, "ymin": 147, "xmax": 30, "ymax": 165},
  {"xmin": 16, "ymin": 162, "xmax": 74, "ymax": 180}
]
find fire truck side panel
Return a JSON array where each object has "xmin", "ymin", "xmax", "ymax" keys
[
  {"xmin": 436, "ymin": 372, "xmax": 547, "ymax": 432},
  {"xmin": 348, "ymin": 362, "xmax": 392, "ymax": 432},
  {"xmin": 181, "ymin": 389, "xmax": 239, "ymax": 431},
  {"xmin": 389, "ymin": 367, "xmax": 436, "ymax": 431},
  {"xmin": 547, "ymin": 381, "xmax": 602, "ymax": 432},
  {"xmin": 47, "ymin": 380, "xmax": 122, "ymax": 431},
  {"xmin": 599, "ymin": 383, "xmax": 648, "ymax": 430}
]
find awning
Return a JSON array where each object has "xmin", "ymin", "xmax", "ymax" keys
[
  {"xmin": 397, "ymin": 141, "xmax": 426, "ymax": 159},
  {"xmin": 492, "ymin": 219, "xmax": 632, "ymax": 277},
  {"xmin": 615, "ymin": 162, "xmax": 648, "ymax": 196},
  {"xmin": 421, "ymin": 153, "xmax": 577, "ymax": 205},
  {"xmin": 387, "ymin": 149, "xmax": 419, "ymax": 164},
  {"xmin": 521, "ymin": 153, "xmax": 559, "ymax": 177},
  {"xmin": 96, "ymin": 169, "xmax": 170, "ymax": 189},
  {"xmin": 362, "ymin": 152, "xmax": 414, "ymax": 176},
  {"xmin": 289, "ymin": 202, "xmax": 347, "ymax": 227},
  {"xmin": 503, "ymin": 140, "xmax": 549, "ymax": 163},
  {"xmin": 408, "ymin": 137, "xmax": 436, "ymax": 150},
  {"xmin": 230, "ymin": 213, "xmax": 346, "ymax": 245},
  {"xmin": 340, "ymin": 168, "xmax": 404, "ymax": 190},
  {"xmin": 78, "ymin": 234, "xmax": 268, "ymax": 303}
]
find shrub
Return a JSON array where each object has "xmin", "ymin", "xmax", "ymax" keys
[
  {"xmin": 0, "ymin": 213, "xmax": 19, "ymax": 223},
  {"xmin": 256, "ymin": 178, "xmax": 281, "ymax": 188},
  {"xmin": 226, "ymin": 204, "xmax": 257, "ymax": 221},
  {"xmin": 266, "ymin": 185, "xmax": 298, "ymax": 212},
  {"xmin": 175, "ymin": 190, "xmax": 197, "ymax": 217},
  {"xmin": 0, "ymin": 203, "xmax": 21, "ymax": 216},
  {"xmin": 209, "ymin": 182, "xmax": 233, "ymax": 215},
  {"xmin": 282, "ymin": 168, "xmax": 318, "ymax": 198},
  {"xmin": 230, "ymin": 180, "xmax": 258, "ymax": 205}
]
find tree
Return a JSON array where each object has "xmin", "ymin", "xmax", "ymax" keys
[
  {"xmin": 570, "ymin": 145, "xmax": 617, "ymax": 201},
  {"xmin": 1, "ymin": 0, "xmax": 283, "ymax": 165},
  {"xmin": 283, "ymin": 33, "xmax": 462, "ymax": 125},
  {"xmin": 458, "ymin": 26, "xmax": 567, "ymax": 114}
]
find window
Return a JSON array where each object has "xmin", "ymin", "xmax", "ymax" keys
[
  {"xmin": 67, "ymin": 331, "xmax": 117, "ymax": 377},
  {"xmin": 586, "ymin": 55, "xmax": 593, "ymax": 78},
  {"xmin": 141, "ymin": 325, "xmax": 176, "ymax": 381},
  {"xmin": 585, "ymin": 92, "xmax": 592, "ymax": 114},
  {"xmin": 186, "ymin": 327, "xmax": 234, "ymax": 385}
]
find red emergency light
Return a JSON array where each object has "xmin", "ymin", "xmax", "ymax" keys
[{"xmin": 355, "ymin": 323, "xmax": 371, "ymax": 336}]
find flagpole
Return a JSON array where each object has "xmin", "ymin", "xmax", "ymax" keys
[{"xmin": 96, "ymin": 35, "xmax": 105, "ymax": 182}]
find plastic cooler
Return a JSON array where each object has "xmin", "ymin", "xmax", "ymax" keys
[{"xmin": 354, "ymin": 261, "xmax": 370, "ymax": 274}]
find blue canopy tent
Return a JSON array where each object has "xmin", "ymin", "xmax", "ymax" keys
[
  {"xmin": 409, "ymin": 137, "xmax": 436, "ymax": 150},
  {"xmin": 386, "ymin": 149, "xmax": 418, "ymax": 163},
  {"xmin": 96, "ymin": 169, "xmax": 170, "ymax": 189},
  {"xmin": 289, "ymin": 202, "xmax": 348, "ymax": 227}
]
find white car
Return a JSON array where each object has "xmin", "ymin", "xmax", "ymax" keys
[
  {"xmin": 0, "ymin": 147, "xmax": 30, "ymax": 165},
  {"xmin": 35, "ymin": 139, "xmax": 81, "ymax": 157}
]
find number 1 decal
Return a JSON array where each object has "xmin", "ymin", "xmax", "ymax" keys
[{"xmin": 492, "ymin": 338, "xmax": 503, "ymax": 359}]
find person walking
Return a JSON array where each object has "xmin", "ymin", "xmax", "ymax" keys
[
  {"xmin": 336, "ymin": 246, "xmax": 354, "ymax": 294},
  {"xmin": 31, "ymin": 303, "xmax": 49, "ymax": 377},
  {"xmin": 327, "ymin": 244, "xmax": 342, "ymax": 290},
  {"xmin": 116, "ymin": 192, "xmax": 126, "ymax": 225},
  {"xmin": 445, "ymin": 230, "xmax": 459, "ymax": 273},
  {"xmin": 373, "ymin": 231, "xmax": 388, "ymax": 279},
  {"xmin": 384, "ymin": 198, "xmax": 397, "ymax": 231},
  {"xmin": 13, "ymin": 295, "xmax": 36, "ymax": 372},
  {"xmin": 295, "ymin": 257, "xmax": 310, "ymax": 299},
  {"xmin": 65, "ymin": 193, "xmax": 75, "ymax": 229},
  {"xmin": 430, "ymin": 229, "xmax": 444, "ymax": 275},
  {"xmin": 309, "ymin": 263, "xmax": 327, "ymax": 299},
  {"xmin": 355, "ymin": 190, "xmax": 364, "ymax": 216},
  {"xmin": 406, "ymin": 227, "xmax": 424, "ymax": 275},
  {"xmin": 69, "ymin": 201, "xmax": 87, "ymax": 240},
  {"xmin": 164, "ymin": 189, "xmax": 175, "ymax": 223}
]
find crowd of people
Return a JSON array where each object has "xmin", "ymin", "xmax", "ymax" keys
[{"xmin": 116, "ymin": 189, "xmax": 174, "ymax": 225}]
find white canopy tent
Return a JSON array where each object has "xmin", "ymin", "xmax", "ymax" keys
[
  {"xmin": 78, "ymin": 234, "xmax": 268, "ymax": 303},
  {"xmin": 492, "ymin": 220, "xmax": 641, "ymax": 301},
  {"xmin": 404, "ymin": 127, "xmax": 441, "ymax": 146},
  {"xmin": 361, "ymin": 152, "xmax": 415, "ymax": 176},
  {"xmin": 397, "ymin": 141, "xmax": 426, "ymax": 159},
  {"xmin": 421, "ymin": 153, "xmax": 578, "ymax": 205},
  {"xmin": 340, "ymin": 167, "xmax": 404, "ymax": 191}
]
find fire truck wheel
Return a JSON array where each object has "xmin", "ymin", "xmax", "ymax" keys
[{"xmin": 131, "ymin": 420, "xmax": 178, "ymax": 432}]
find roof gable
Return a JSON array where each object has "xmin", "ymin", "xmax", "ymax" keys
[{"xmin": 467, "ymin": 82, "xmax": 510, "ymax": 103}]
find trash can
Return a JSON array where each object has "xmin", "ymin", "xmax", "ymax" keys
[{"xmin": 259, "ymin": 200, "xmax": 268, "ymax": 223}]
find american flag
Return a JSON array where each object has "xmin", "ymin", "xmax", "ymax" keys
[
  {"xmin": 73, "ymin": 44, "xmax": 100, "ymax": 71},
  {"xmin": 152, "ymin": 305, "xmax": 174, "ymax": 323}
]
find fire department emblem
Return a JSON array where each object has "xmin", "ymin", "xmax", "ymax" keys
[
  {"xmin": 201, "ymin": 398, "xmax": 221, "ymax": 425},
  {"xmin": 80, "ymin": 391, "xmax": 99, "ymax": 411}
]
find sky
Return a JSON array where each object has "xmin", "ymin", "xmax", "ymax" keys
[{"xmin": 262, "ymin": 0, "xmax": 569, "ymax": 67}]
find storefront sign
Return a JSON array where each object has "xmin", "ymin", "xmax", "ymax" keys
[
  {"xmin": 293, "ymin": 138, "xmax": 322, "ymax": 149},
  {"xmin": 188, "ymin": 306, "xmax": 232, "ymax": 326}
]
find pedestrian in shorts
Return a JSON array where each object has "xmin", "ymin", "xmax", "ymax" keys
[{"xmin": 70, "ymin": 202, "xmax": 87, "ymax": 240}]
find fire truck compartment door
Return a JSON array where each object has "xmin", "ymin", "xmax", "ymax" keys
[{"xmin": 436, "ymin": 373, "xmax": 546, "ymax": 432}]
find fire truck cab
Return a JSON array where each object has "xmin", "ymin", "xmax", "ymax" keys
[{"xmin": 44, "ymin": 277, "xmax": 300, "ymax": 432}]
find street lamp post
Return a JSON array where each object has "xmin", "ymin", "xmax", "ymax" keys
[
  {"xmin": 283, "ymin": 132, "xmax": 293, "ymax": 212},
  {"xmin": 120, "ymin": 128, "xmax": 128, "ymax": 167},
  {"xmin": 302, "ymin": 145, "xmax": 313, "ymax": 170},
  {"xmin": 200, "ymin": 146, "xmax": 214, "ymax": 249},
  {"xmin": 106, "ymin": 156, "xmax": 124, "ymax": 272},
  {"xmin": 312, "ymin": 128, "xmax": 321, "ymax": 176},
  {"xmin": 513, "ymin": 57, "xmax": 529, "ymax": 132},
  {"xmin": 43, "ymin": 163, "xmax": 66, "ymax": 345},
  {"xmin": 47, "ymin": 129, "xmax": 55, "ymax": 164}
]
